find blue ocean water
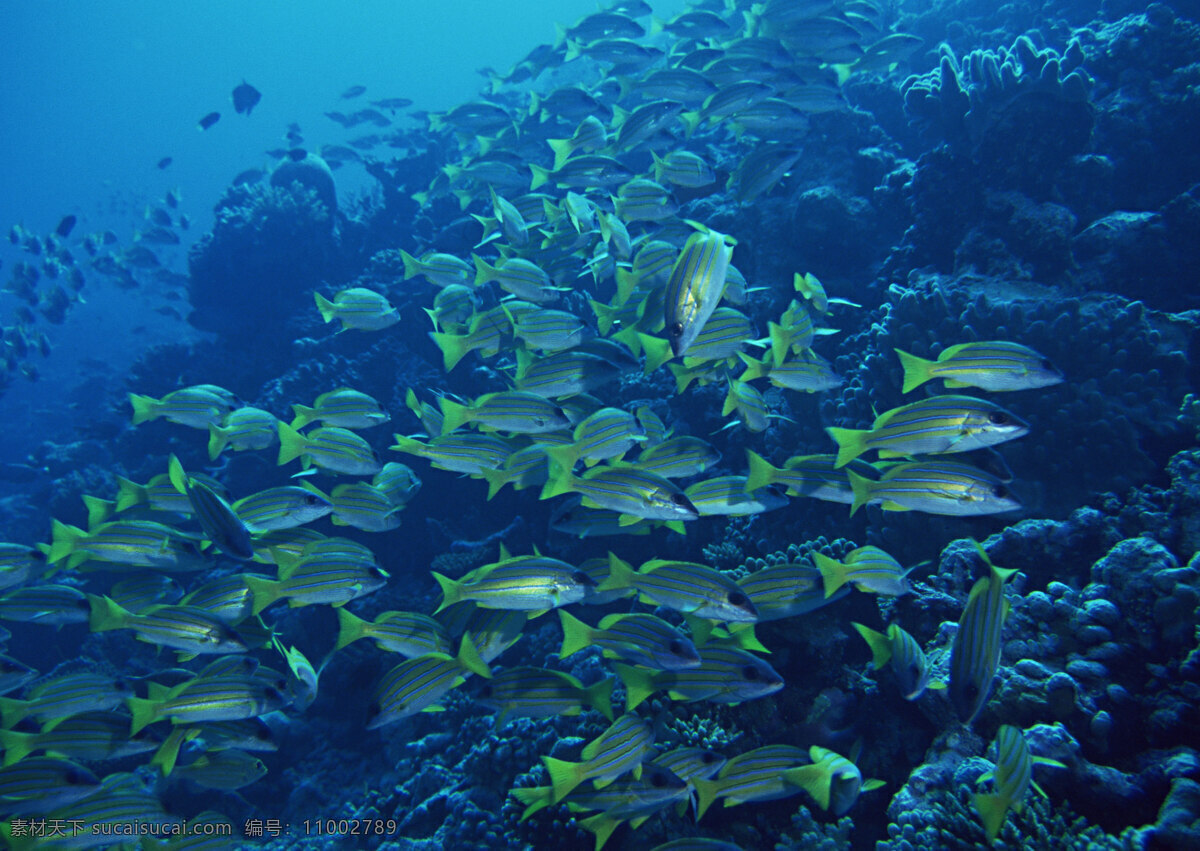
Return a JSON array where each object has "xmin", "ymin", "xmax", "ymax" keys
[{"xmin": 0, "ymin": 0, "xmax": 1198, "ymax": 848}]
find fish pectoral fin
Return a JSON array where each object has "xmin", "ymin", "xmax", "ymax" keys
[{"xmin": 616, "ymin": 514, "xmax": 641, "ymax": 526}]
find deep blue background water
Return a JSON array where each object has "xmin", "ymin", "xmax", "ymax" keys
[{"xmin": 0, "ymin": 1, "xmax": 686, "ymax": 463}]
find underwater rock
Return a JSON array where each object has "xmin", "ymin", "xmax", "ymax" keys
[
  {"xmin": 269, "ymin": 150, "xmax": 338, "ymax": 219},
  {"xmin": 187, "ymin": 182, "xmax": 336, "ymax": 339}
]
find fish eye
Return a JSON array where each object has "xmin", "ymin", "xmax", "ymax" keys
[
  {"xmin": 669, "ymin": 321, "xmax": 684, "ymax": 337},
  {"xmin": 671, "ymin": 493, "xmax": 691, "ymax": 507},
  {"xmin": 701, "ymin": 751, "xmax": 719, "ymax": 764},
  {"xmin": 648, "ymin": 769, "xmax": 668, "ymax": 788},
  {"xmin": 305, "ymin": 494, "xmax": 324, "ymax": 505},
  {"xmin": 668, "ymin": 639, "xmax": 683, "ymax": 655},
  {"xmin": 1041, "ymin": 358, "xmax": 1055, "ymax": 370},
  {"xmin": 727, "ymin": 590, "xmax": 749, "ymax": 607},
  {"xmin": 988, "ymin": 411, "xmax": 1009, "ymax": 425},
  {"xmin": 991, "ymin": 484, "xmax": 1009, "ymax": 498},
  {"xmin": 65, "ymin": 768, "xmax": 91, "ymax": 785},
  {"xmin": 742, "ymin": 665, "xmax": 760, "ymax": 681},
  {"xmin": 265, "ymin": 686, "xmax": 285, "ymax": 702}
]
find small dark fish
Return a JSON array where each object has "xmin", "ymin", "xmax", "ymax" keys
[
  {"xmin": 341, "ymin": 85, "xmax": 367, "ymax": 99},
  {"xmin": 197, "ymin": 112, "xmax": 220, "ymax": 131},
  {"xmin": 55, "ymin": 215, "xmax": 77, "ymax": 238},
  {"xmin": 231, "ymin": 80, "xmax": 261, "ymax": 115},
  {"xmin": 165, "ymin": 189, "xmax": 180, "ymax": 209},
  {"xmin": 157, "ymin": 157, "xmax": 173, "ymax": 170},
  {"xmin": 285, "ymin": 127, "xmax": 303, "ymax": 145},
  {"xmin": 287, "ymin": 148, "xmax": 307, "ymax": 162},
  {"xmin": 324, "ymin": 111, "xmax": 352, "ymax": 127},
  {"xmin": 370, "ymin": 97, "xmax": 413, "ymax": 110}
]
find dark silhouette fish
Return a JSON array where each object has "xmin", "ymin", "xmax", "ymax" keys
[
  {"xmin": 341, "ymin": 85, "xmax": 367, "ymax": 99},
  {"xmin": 232, "ymin": 80, "xmax": 261, "ymax": 115},
  {"xmin": 197, "ymin": 111, "xmax": 220, "ymax": 131},
  {"xmin": 55, "ymin": 215, "xmax": 76, "ymax": 238},
  {"xmin": 156, "ymin": 156, "xmax": 172, "ymax": 169}
]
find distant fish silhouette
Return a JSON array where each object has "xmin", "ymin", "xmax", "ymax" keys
[
  {"xmin": 232, "ymin": 80, "xmax": 261, "ymax": 115},
  {"xmin": 197, "ymin": 111, "xmax": 220, "ymax": 131},
  {"xmin": 341, "ymin": 85, "xmax": 367, "ymax": 99},
  {"xmin": 157, "ymin": 156, "xmax": 173, "ymax": 169},
  {"xmin": 371, "ymin": 96, "xmax": 413, "ymax": 110},
  {"xmin": 55, "ymin": 215, "xmax": 76, "ymax": 238}
]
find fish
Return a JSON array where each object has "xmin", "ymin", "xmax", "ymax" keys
[
  {"xmin": 619, "ymin": 436, "xmax": 721, "ymax": 479},
  {"xmin": 179, "ymin": 573, "xmax": 260, "ymax": 624},
  {"xmin": 197, "ymin": 112, "xmax": 220, "ymax": 131},
  {"xmin": 973, "ymin": 725, "xmax": 1066, "ymax": 842},
  {"xmin": 853, "ymin": 622, "xmax": 944, "ymax": 700},
  {"xmin": 737, "ymin": 349, "xmax": 844, "ymax": 393},
  {"xmin": 126, "ymin": 673, "xmax": 288, "ymax": 734},
  {"xmin": 558, "ymin": 609, "xmax": 700, "ymax": 670},
  {"xmin": 0, "ymin": 710, "xmax": 159, "ymax": 766},
  {"xmin": 128, "ymin": 385, "xmax": 236, "ymax": 429},
  {"xmin": 341, "ymin": 85, "xmax": 367, "ymax": 99},
  {"xmin": 229, "ymin": 79, "xmax": 260, "ymax": 114},
  {"xmin": 684, "ymin": 477, "xmax": 789, "ymax": 517},
  {"xmin": 232, "ymin": 485, "xmax": 333, "ymax": 533},
  {"xmin": 814, "ymin": 546, "xmax": 914, "ymax": 597},
  {"xmin": 335, "ymin": 608, "xmax": 451, "ymax": 656},
  {"xmin": 0, "ymin": 756, "xmax": 103, "ymax": 815},
  {"xmin": 157, "ymin": 157, "xmax": 173, "ymax": 169},
  {"xmin": 896, "ymin": 341, "xmax": 1064, "ymax": 393},
  {"xmin": 529, "ymin": 154, "xmax": 634, "ymax": 191},
  {"xmin": 539, "ymin": 713, "xmax": 652, "ymax": 801},
  {"xmin": 826, "ymin": 395, "xmax": 1031, "ymax": 467},
  {"xmin": 782, "ymin": 746, "xmax": 886, "ymax": 815},
  {"xmin": 365, "ymin": 636, "xmax": 491, "ymax": 729},
  {"xmin": 735, "ymin": 563, "xmax": 849, "ymax": 627},
  {"xmin": 54, "ymin": 215, "xmax": 76, "ymax": 238},
  {"xmin": 477, "ymin": 665, "xmax": 614, "ymax": 726},
  {"xmin": 664, "ymin": 223, "xmax": 736, "ymax": 357},
  {"xmin": 291, "ymin": 388, "xmax": 390, "ymax": 430},
  {"xmin": 745, "ymin": 450, "xmax": 878, "ymax": 504},
  {"xmin": 167, "ymin": 454, "xmax": 254, "ymax": 561},
  {"xmin": 546, "ymin": 116, "xmax": 610, "ymax": 169},
  {"xmin": 949, "ymin": 542, "xmax": 1018, "ymax": 724},
  {"xmin": 244, "ymin": 549, "xmax": 389, "ymax": 614},
  {"xmin": 315, "ymin": 288, "xmax": 400, "ymax": 332},
  {"xmin": 208, "ymin": 406, "xmax": 279, "ymax": 458},
  {"xmin": 48, "ymin": 518, "xmax": 206, "ymax": 571},
  {"xmin": 172, "ymin": 749, "xmax": 267, "ymax": 790},
  {"xmin": 0, "ymin": 584, "xmax": 91, "ymax": 625},
  {"xmin": 401, "ymin": 250, "xmax": 476, "ymax": 288},
  {"xmin": 0, "ymin": 672, "xmax": 134, "ymax": 727},
  {"xmin": 0, "ymin": 544, "xmax": 49, "ymax": 591},
  {"xmin": 511, "ymin": 763, "xmax": 688, "ymax": 845},
  {"xmin": 390, "ymin": 432, "xmax": 513, "ymax": 475},
  {"xmin": 541, "ymin": 461, "xmax": 699, "ymax": 524},
  {"xmin": 514, "ymin": 349, "xmax": 623, "ymax": 398},
  {"xmin": 600, "ymin": 555, "xmax": 758, "ymax": 623},
  {"xmin": 440, "ymin": 391, "xmax": 570, "ymax": 435},
  {"xmin": 693, "ymin": 744, "xmax": 811, "ymax": 819},
  {"xmin": 616, "ymin": 645, "xmax": 783, "ymax": 710},
  {"xmin": 88, "ymin": 597, "xmax": 249, "ymax": 657},
  {"xmin": 847, "ymin": 460, "xmax": 1023, "ymax": 517},
  {"xmin": 0, "ymin": 655, "xmax": 37, "ymax": 697},
  {"xmin": 329, "ymin": 482, "xmax": 404, "ymax": 531},
  {"xmin": 277, "ymin": 423, "xmax": 382, "ymax": 475},
  {"xmin": 550, "ymin": 408, "xmax": 645, "ymax": 467},
  {"xmin": 433, "ymin": 555, "xmax": 595, "ymax": 614}
]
